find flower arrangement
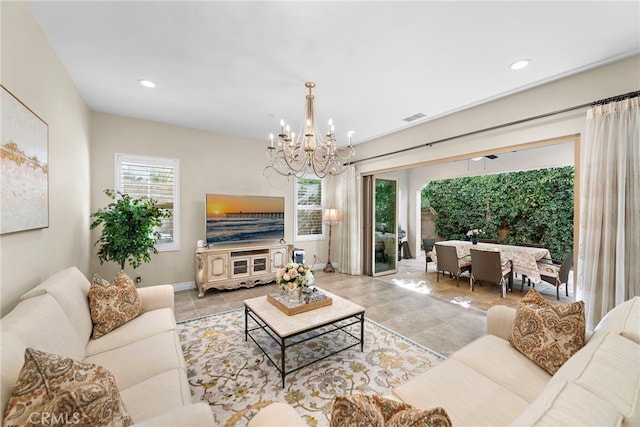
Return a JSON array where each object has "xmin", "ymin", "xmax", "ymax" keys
[
  {"xmin": 276, "ymin": 262, "xmax": 314, "ymax": 291},
  {"xmin": 466, "ymin": 229, "xmax": 483, "ymax": 237}
]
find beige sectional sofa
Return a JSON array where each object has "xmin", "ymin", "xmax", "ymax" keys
[
  {"xmin": 250, "ymin": 296, "xmax": 640, "ymax": 426},
  {"xmin": 1, "ymin": 266, "xmax": 213, "ymax": 426}
]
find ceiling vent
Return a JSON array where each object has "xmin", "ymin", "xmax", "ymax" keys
[
  {"xmin": 485, "ymin": 154, "xmax": 498, "ymax": 159},
  {"xmin": 402, "ymin": 113, "xmax": 426, "ymax": 122}
]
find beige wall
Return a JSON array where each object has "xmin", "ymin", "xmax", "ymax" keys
[
  {"xmin": 89, "ymin": 113, "xmax": 331, "ymax": 287},
  {"xmin": 0, "ymin": 1, "xmax": 91, "ymax": 315}
]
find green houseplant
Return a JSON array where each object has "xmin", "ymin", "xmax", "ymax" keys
[{"xmin": 90, "ymin": 189, "xmax": 172, "ymax": 271}]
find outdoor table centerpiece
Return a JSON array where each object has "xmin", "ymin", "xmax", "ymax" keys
[
  {"xmin": 276, "ymin": 262, "xmax": 315, "ymax": 303},
  {"xmin": 467, "ymin": 228, "xmax": 483, "ymax": 245}
]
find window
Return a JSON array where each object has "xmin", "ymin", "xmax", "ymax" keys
[
  {"xmin": 294, "ymin": 176, "xmax": 325, "ymax": 241},
  {"xmin": 115, "ymin": 154, "xmax": 180, "ymax": 251}
]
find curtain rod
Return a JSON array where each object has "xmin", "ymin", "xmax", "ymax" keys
[
  {"xmin": 350, "ymin": 90, "xmax": 638, "ymax": 165},
  {"xmin": 591, "ymin": 90, "xmax": 640, "ymax": 106}
]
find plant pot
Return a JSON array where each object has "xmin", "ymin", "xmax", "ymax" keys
[{"xmin": 471, "ymin": 236, "xmax": 479, "ymax": 245}]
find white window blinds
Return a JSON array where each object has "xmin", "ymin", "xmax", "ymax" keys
[{"xmin": 115, "ymin": 154, "xmax": 180, "ymax": 251}]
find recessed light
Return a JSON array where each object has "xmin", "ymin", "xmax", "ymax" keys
[
  {"xmin": 510, "ymin": 59, "xmax": 531, "ymax": 70},
  {"xmin": 138, "ymin": 79, "xmax": 156, "ymax": 88},
  {"xmin": 471, "ymin": 157, "xmax": 483, "ymax": 161}
]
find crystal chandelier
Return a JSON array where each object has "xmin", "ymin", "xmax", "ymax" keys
[{"xmin": 266, "ymin": 82, "xmax": 355, "ymax": 178}]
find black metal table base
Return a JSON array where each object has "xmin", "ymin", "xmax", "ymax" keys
[{"xmin": 244, "ymin": 306, "xmax": 365, "ymax": 388}]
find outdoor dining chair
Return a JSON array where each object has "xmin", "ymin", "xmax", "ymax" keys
[
  {"xmin": 423, "ymin": 238, "xmax": 436, "ymax": 271},
  {"xmin": 470, "ymin": 248, "xmax": 513, "ymax": 298},
  {"xmin": 435, "ymin": 244, "xmax": 471, "ymax": 287},
  {"xmin": 537, "ymin": 251, "xmax": 573, "ymax": 300}
]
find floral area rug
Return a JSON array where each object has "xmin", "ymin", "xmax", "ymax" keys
[{"xmin": 178, "ymin": 309, "xmax": 445, "ymax": 427}]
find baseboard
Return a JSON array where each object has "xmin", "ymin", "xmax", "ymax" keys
[{"xmin": 173, "ymin": 281, "xmax": 196, "ymax": 292}]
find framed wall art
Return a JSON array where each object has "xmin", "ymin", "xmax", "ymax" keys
[{"xmin": 1, "ymin": 85, "xmax": 49, "ymax": 234}]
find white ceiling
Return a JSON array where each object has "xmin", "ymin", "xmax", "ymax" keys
[{"xmin": 27, "ymin": 1, "xmax": 640, "ymax": 145}]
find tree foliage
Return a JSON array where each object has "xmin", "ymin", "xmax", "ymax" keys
[
  {"xmin": 422, "ymin": 167, "xmax": 574, "ymax": 260},
  {"xmin": 375, "ymin": 179, "xmax": 396, "ymax": 233},
  {"xmin": 90, "ymin": 189, "xmax": 172, "ymax": 270}
]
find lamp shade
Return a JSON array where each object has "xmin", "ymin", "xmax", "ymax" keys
[{"xmin": 324, "ymin": 208, "xmax": 339, "ymax": 223}]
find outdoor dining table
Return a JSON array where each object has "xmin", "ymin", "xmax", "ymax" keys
[{"xmin": 434, "ymin": 240, "xmax": 552, "ymax": 285}]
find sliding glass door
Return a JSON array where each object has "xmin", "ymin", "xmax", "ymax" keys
[{"xmin": 363, "ymin": 176, "xmax": 398, "ymax": 276}]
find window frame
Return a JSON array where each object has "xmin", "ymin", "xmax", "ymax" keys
[
  {"xmin": 294, "ymin": 175, "xmax": 326, "ymax": 241},
  {"xmin": 114, "ymin": 153, "xmax": 180, "ymax": 252}
]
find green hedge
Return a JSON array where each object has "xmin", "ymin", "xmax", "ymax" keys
[{"xmin": 421, "ymin": 166, "xmax": 574, "ymax": 261}]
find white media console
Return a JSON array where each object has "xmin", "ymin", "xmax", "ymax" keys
[{"xmin": 195, "ymin": 242, "xmax": 292, "ymax": 297}]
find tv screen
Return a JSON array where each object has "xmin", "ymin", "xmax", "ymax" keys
[{"xmin": 205, "ymin": 194, "xmax": 285, "ymax": 245}]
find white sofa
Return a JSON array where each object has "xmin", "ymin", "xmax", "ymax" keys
[
  {"xmin": 1, "ymin": 266, "xmax": 213, "ymax": 426},
  {"xmin": 249, "ymin": 296, "xmax": 640, "ymax": 426}
]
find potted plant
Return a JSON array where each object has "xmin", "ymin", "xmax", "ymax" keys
[{"xmin": 90, "ymin": 189, "xmax": 172, "ymax": 271}]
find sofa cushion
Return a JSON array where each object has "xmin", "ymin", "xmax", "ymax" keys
[
  {"xmin": 330, "ymin": 394, "xmax": 451, "ymax": 427},
  {"xmin": 3, "ymin": 348, "xmax": 132, "ymax": 427},
  {"xmin": 594, "ymin": 296, "xmax": 640, "ymax": 344},
  {"xmin": 84, "ymin": 330, "xmax": 185, "ymax": 389},
  {"xmin": 393, "ymin": 358, "xmax": 530, "ymax": 426},
  {"xmin": 85, "ymin": 308, "xmax": 177, "ymax": 356},
  {"xmin": 563, "ymin": 333, "xmax": 639, "ymax": 421},
  {"xmin": 89, "ymin": 272, "xmax": 142, "ymax": 339},
  {"xmin": 509, "ymin": 381, "xmax": 623, "ymax": 426},
  {"xmin": 20, "ymin": 266, "xmax": 94, "ymax": 342},
  {"xmin": 0, "ymin": 295, "xmax": 86, "ymax": 361},
  {"xmin": 119, "ymin": 369, "xmax": 192, "ymax": 423},
  {"xmin": 451, "ymin": 334, "xmax": 551, "ymax": 403},
  {"xmin": 508, "ymin": 289, "xmax": 585, "ymax": 375},
  {"xmin": 0, "ymin": 331, "xmax": 27, "ymax": 420}
]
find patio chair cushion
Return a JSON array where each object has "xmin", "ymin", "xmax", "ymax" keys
[{"xmin": 508, "ymin": 289, "xmax": 585, "ymax": 375}]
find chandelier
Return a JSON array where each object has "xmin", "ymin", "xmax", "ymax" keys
[{"xmin": 266, "ymin": 82, "xmax": 355, "ymax": 178}]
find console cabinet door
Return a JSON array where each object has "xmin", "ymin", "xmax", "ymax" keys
[
  {"xmin": 270, "ymin": 246, "xmax": 288, "ymax": 272},
  {"xmin": 207, "ymin": 253, "xmax": 229, "ymax": 282}
]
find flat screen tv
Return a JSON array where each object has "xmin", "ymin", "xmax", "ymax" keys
[{"xmin": 205, "ymin": 194, "xmax": 285, "ymax": 245}]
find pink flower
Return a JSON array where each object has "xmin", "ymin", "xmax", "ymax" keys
[{"xmin": 289, "ymin": 269, "xmax": 298, "ymax": 279}]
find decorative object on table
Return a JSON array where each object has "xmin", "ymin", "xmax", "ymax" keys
[
  {"xmin": 267, "ymin": 288, "xmax": 333, "ymax": 315},
  {"xmin": 275, "ymin": 262, "xmax": 314, "ymax": 303},
  {"xmin": 1, "ymin": 85, "xmax": 49, "ymax": 235},
  {"xmin": 467, "ymin": 228, "xmax": 483, "ymax": 245},
  {"xmin": 324, "ymin": 208, "xmax": 340, "ymax": 272},
  {"xmin": 90, "ymin": 189, "xmax": 172, "ymax": 272},
  {"xmin": 178, "ymin": 309, "xmax": 444, "ymax": 427},
  {"xmin": 265, "ymin": 81, "xmax": 355, "ymax": 178}
]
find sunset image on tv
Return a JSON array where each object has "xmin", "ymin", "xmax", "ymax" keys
[{"xmin": 206, "ymin": 194, "xmax": 284, "ymax": 244}]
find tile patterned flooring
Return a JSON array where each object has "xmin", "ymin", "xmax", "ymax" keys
[{"xmin": 174, "ymin": 253, "xmax": 574, "ymax": 357}]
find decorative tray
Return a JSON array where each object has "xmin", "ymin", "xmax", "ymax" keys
[{"xmin": 267, "ymin": 289, "xmax": 333, "ymax": 316}]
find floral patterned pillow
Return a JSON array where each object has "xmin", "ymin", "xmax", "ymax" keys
[
  {"xmin": 89, "ymin": 272, "xmax": 142, "ymax": 339},
  {"xmin": 508, "ymin": 289, "xmax": 585, "ymax": 375},
  {"xmin": 330, "ymin": 394, "xmax": 452, "ymax": 427},
  {"xmin": 3, "ymin": 348, "xmax": 132, "ymax": 427}
]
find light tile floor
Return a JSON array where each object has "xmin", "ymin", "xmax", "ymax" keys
[{"xmin": 174, "ymin": 253, "xmax": 574, "ymax": 357}]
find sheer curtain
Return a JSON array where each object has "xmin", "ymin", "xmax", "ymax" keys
[
  {"xmin": 577, "ymin": 95, "xmax": 640, "ymax": 330},
  {"xmin": 337, "ymin": 165, "xmax": 361, "ymax": 275}
]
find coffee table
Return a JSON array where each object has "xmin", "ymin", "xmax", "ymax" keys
[{"xmin": 244, "ymin": 289, "xmax": 365, "ymax": 388}]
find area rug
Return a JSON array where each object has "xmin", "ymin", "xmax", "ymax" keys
[{"xmin": 178, "ymin": 309, "xmax": 444, "ymax": 427}]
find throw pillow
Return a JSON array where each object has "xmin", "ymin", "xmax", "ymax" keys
[
  {"xmin": 508, "ymin": 289, "xmax": 585, "ymax": 375},
  {"xmin": 89, "ymin": 272, "xmax": 142, "ymax": 339},
  {"xmin": 3, "ymin": 348, "xmax": 132, "ymax": 427},
  {"xmin": 330, "ymin": 394, "xmax": 452, "ymax": 427}
]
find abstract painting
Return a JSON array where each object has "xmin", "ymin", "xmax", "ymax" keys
[{"xmin": 1, "ymin": 86, "xmax": 49, "ymax": 234}]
